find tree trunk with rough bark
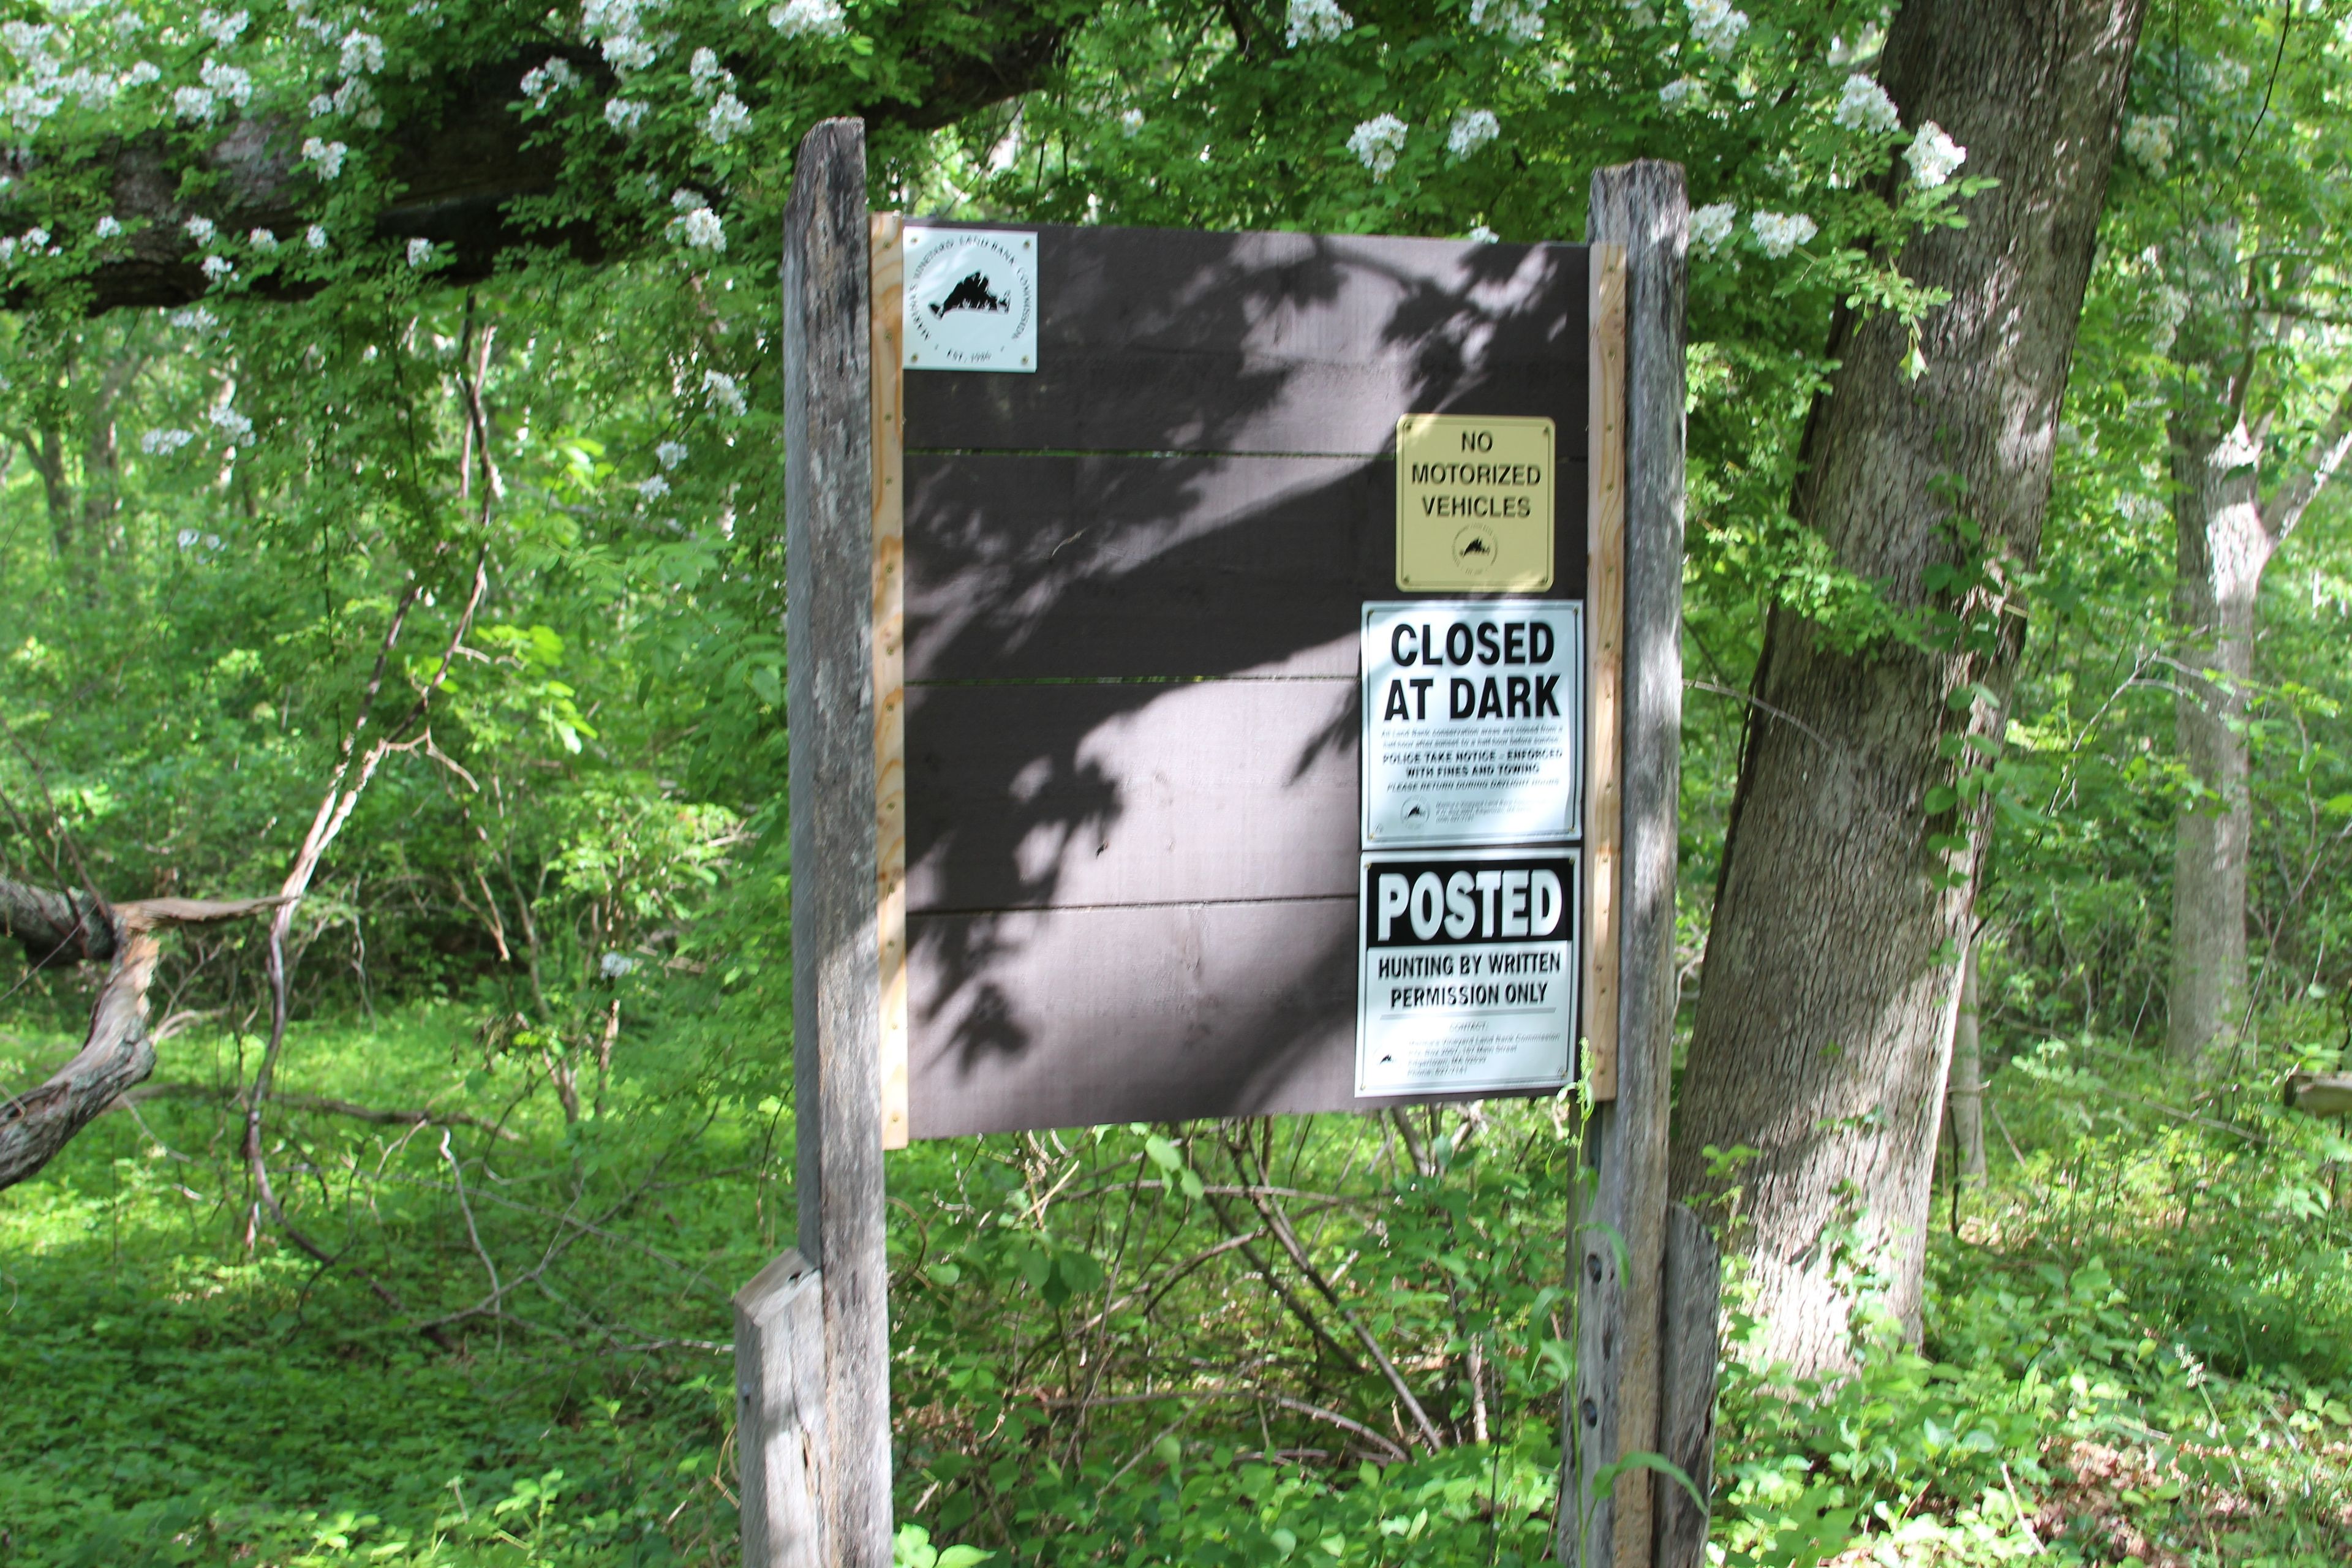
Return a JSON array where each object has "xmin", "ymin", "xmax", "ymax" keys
[{"xmin": 1669, "ymin": 0, "xmax": 2146, "ymax": 1376}]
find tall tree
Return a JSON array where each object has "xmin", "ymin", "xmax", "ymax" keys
[
  {"xmin": 2109, "ymin": 13, "xmax": 2352, "ymax": 1066},
  {"xmin": 2166, "ymin": 367, "xmax": 2352, "ymax": 1065},
  {"xmin": 1670, "ymin": 0, "xmax": 2149, "ymax": 1373}
]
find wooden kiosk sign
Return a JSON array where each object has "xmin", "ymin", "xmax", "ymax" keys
[{"xmin": 738, "ymin": 118, "xmax": 1715, "ymax": 1568}]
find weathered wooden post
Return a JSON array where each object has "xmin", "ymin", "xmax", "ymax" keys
[
  {"xmin": 734, "ymin": 115, "xmax": 894, "ymax": 1568},
  {"xmin": 1569, "ymin": 162, "xmax": 1718, "ymax": 1568}
]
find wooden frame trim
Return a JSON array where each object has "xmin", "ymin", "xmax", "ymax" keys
[
  {"xmin": 872, "ymin": 212, "xmax": 910, "ymax": 1152},
  {"xmin": 1584, "ymin": 241, "xmax": 1627, "ymax": 1102}
]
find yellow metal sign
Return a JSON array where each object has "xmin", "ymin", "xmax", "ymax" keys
[{"xmin": 1394, "ymin": 414, "xmax": 1555, "ymax": 592}]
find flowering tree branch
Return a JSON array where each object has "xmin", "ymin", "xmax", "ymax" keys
[{"xmin": 0, "ymin": 2, "xmax": 1083, "ymax": 315}]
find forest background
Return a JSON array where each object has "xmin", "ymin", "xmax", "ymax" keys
[{"xmin": 5, "ymin": 0, "xmax": 2352, "ymax": 1562}]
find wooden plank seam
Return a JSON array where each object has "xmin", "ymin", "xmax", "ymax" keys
[{"xmin": 872, "ymin": 212, "xmax": 910, "ymax": 1152}]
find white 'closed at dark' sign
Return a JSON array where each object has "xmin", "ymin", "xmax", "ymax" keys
[{"xmin": 1360, "ymin": 600, "xmax": 1583, "ymax": 848}]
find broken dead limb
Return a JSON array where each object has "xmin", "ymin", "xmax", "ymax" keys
[
  {"xmin": 2284, "ymin": 1072, "xmax": 2352, "ymax": 1118},
  {"xmin": 0, "ymin": 886, "xmax": 287, "ymax": 1191}
]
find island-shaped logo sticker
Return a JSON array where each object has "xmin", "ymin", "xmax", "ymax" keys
[{"xmin": 905, "ymin": 227, "xmax": 1038, "ymax": 374}]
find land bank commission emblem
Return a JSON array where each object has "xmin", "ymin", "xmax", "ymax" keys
[{"xmin": 903, "ymin": 227, "xmax": 1038, "ymax": 374}]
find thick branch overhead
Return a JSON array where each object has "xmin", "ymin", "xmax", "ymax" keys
[{"xmin": 0, "ymin": 15, "xmax": 1077, "ymax": 315}]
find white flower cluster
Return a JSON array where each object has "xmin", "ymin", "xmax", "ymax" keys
[
  {"xmin": 2121, "ymin": 115, "xmax": 2174, "ymax": 176},
  {"xmin": 0, "ymin": 226, "xmax": 61, "ymax": 265},
  {"xmin": 1120, "ymin": 107, "xmax": 1145, "ymax": 135},
  {"xmin": 1468, "ymin": 0, "xmax": 1546, "ymax": 42},
  {"xmin": 200, "ymin": 59, "xmax": 253, "ymax": 110},
  {"xmin": 185, "ymin": 214, "xmax": 217, "ymax": 246},
  {"xmin": 306, "ymin": 224, "xmax": 330, "ymax": 251},
  {"xmin": 671, "ymin": 189, "xmax": 726, "ymax": 251},
  {"xmin": 705, "ymin": 92, "xmax": 751, "ymax": 145},
  {"xmin": 522, "ymin": 56, "xmax": 579, "ymax": 107},
  {"xmin": 605, "ymin": 97, "xmax": 648, "ymax": 134},
  {"xmin": 249, "ymin": 227, "xmax": 278, "ymax": 250},
  {"xmin": 407, "ymin": 237, "xmax": 434, "ymax": 267},
  {"xmin": 303, "ymin": 137, "xmax": 350, "ymax": 178},
  {"xmin": 170, "ymin": 306, "xmax": 217, "ymax": 331},
  {"xmin": 1905, "ymin": 121, "xmax": 1965, "ymax": 189},
  {"xmin": 1690, "ymin": 200, "xmax": 1735, "ymax": 250},
  {"xmin": 605, "ymin": 33, "xmax": 655, "ymax": 70},
  {"xmin": 1749, "ymin": 209, "xmax": 1815, "ymax": 258},
  {"xmin": 1833, "ymin": 74, "xmax": 1899, "ymax": 135},
  {"xmin": 141, "ymin": 428, "xmax": 196, "ymax": 455},
  {"xmin": 702, "ymin": 369, "xmax": 747, "ymax": 417},
  {"xmin": 582, "ymin": 0, "xmax": 663, "ymax": 75},
  {"xmin": 1, "ymin": 20, "xmax": 152, "ymax": 137},
  {"xmin": 2198, "ymin": 55, "xmax": 2250, "ymax": 95},
  {"xmin": 769, "ymin": 0, "xmax": 845, "ymax": 38},
  {"xmin": 1687, "ymin": 0, "xmax": 1746, "ymax": 52},
  {"xmin": 690, "ymin": 47, "xmax": 734, "ymax": 96},
  {"xmin": 208, "ymin": 402, "xmax": 254, "ymax": 444},
  {"xmin": 656, "ymin": 440, "xmax": 688, "ymax": 470},
  {"xmin": 281, "ymin": 7, "xmax": 380, "ymax": 126},
  {"xmin": 202, "ymin": 254, "xmax": 235, "ymax": 280},
  {"xmin": 198, "ymin": 9, "xmax": 249, "ymax": 47},
  {"xmin": 1466, "ymin": 224, "xmax": 1499, "ymax": 244},
  {"xmin": 1284, "ymin": 0, "xmax": 1351, "ymax": 47},
  {"xmin": 94, "ymin": 215, "xmax": 123, "ymax": 239},
  {"xmin": 1447, "ymin": 108, "xmax": 1499, "ymax": 159},
  {"xmin": 1348, "ymin": 113, "xmax": 1407, "ymax": 179},
  {"xmin": 1658, "ymin": 77, "xmax": 1702, "ymax": 110},
  {"xmin": 635, "ymin": 474, "xmax": 671, "ymax": 500},
  {"xmin": 175, "ymin": 85, "xmax": 220, "ymax": 123}
]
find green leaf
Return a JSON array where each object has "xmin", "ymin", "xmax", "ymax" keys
[{"xmin": 1591, "ymin": 1450, "xmax": 1705, "ymax": 1509}]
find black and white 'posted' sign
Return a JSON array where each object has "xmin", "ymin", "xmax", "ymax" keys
[
  {"xmin": 1360, "ymin": 601, "xmax": 1584, "ymax": 848},
  {"xmin": 1357, "ymin": 850, "xmax": 1580, "ymax": 1096}
]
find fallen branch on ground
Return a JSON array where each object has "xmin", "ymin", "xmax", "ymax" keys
[{"xmin": 113, "ymin": 1080, "xmax": 522, "ymax": 1140}]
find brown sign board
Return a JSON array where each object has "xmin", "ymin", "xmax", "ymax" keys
[
  {"xmin": 875, "ymin": 221, "xmax": 1621, "ymax": 1142},
  {"xmin": 764, "ymin": 121, "xmax": 1690, "ymax": 1568}
]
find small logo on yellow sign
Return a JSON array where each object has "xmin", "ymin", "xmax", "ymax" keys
[{"xmin": 1395, "ymin": 414, "xmax": 1555, "ymax": 592}]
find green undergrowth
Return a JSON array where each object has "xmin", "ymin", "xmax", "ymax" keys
[
  {"xmin": 1714, "ymin": 1025, "xmax": 2352, "ymax": 1567},
  {"xmin": 6, "ymin": 1006, "xmax": 2352, "ymax": 1565}
]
